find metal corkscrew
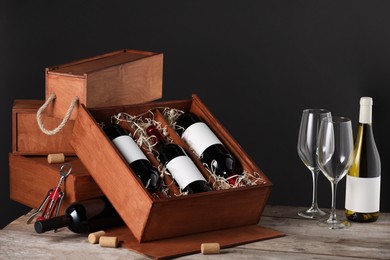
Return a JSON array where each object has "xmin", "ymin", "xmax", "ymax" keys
[{"xmin": 27, "ymin": 163, "xmax": 72, "ymax": 225}]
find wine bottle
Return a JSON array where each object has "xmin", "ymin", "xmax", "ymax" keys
[
  {"xmin": 175, "ymin": 112, "xmax": 239, "ymax": 184},
  {"xmin": 103, "ymin": 124, "xmax": 161, "ymax": 197},
  {"xmin": 345, "ymin": 97, "xmax": 381, "ymax": 222},
  {"xmin": 34, "ymin": 197, "xmax": 124, "ymax": 234},
  {"xmin": 146, "ymin": 125, "xmax": 212, "ymax": 194}
]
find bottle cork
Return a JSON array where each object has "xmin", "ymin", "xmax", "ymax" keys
[
  {"xmin": 99, "ymin": 236, "xmax": 119, "ymax": 248},
  {"xmin": 201, "ymin": 243, "xmax": 220, "ymax": 254},
  {"xmin": 88, "ymin": 230, "xmax": 106, "ymax": 244},
  {"xmin": 47, "ymin": 153, "xmax": 65, "ymax": 164}
]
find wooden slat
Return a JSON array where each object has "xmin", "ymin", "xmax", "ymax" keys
[{"xmin": 70, "ymin": 104, "xmax": 153, "ymax": 242}]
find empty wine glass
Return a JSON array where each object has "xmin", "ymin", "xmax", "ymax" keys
[
  {"xmin": 316, "ymin": 116, "xmax": 354, "ymax": 229},
  {"xmin": 297, "ymin": 109, "xmax": 331, "ymax": 219}
]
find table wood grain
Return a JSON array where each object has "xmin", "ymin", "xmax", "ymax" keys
[{"xmin": 0, "ymin": 205, "xmax": 389, "ymax": 259}]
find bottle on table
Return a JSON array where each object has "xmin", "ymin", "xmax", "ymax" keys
[
  {"xmin": 34, "ymin": 197, "xmax": 124, "ymax": 234},
  {"xmin": 345, "ymin": 97, "xmax": 381, "ymax": 222}
]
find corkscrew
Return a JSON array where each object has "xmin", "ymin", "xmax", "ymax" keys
[{"xmin": 27, "ymin": 163, "xmax": 72, "ymax": 225}]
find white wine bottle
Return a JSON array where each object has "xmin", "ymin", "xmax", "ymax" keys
[{"xmin": 345, "ymin": 97, "xmax": 381, "ymax": 222}]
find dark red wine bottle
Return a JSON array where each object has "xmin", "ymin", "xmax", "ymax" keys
[
  {"xmin": 175, "ymin": 112, "xmax": 239, "ymax": 184},
  {"xmin": 34, "ymin": 197, "xmax": 124, "ymax": 234},
  {"xmin": 103, "ymin": 124, "xmax": 161, "ymax": 196},
  {"xmin": 146, "ymin": 125, "xmax": 212, "ymax": 194}
]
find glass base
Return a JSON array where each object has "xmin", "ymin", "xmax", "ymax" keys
[
  {"xmin": 317, "ymin": 217, "xmax": 351, "ymax": 229},
  {"xmin": 298, "ymin": 207, "xmax": 327, "ymax": 219}
]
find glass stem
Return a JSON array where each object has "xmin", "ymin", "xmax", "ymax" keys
[
  {"xmin": 329, "ymin": 181, "xmax": 338, "ymax": 223},
  {"xmin": 310, "ymin": 169, "xmax": 320, "ymax": 209}
]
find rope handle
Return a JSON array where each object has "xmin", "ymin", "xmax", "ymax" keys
[{"xmin": 36, "ymin": 93, "xmax": 79, "ymax": 135}]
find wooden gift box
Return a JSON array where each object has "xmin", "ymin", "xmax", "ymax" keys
[
  {"xmin": 12, "ymin": 100, "xmax": 75, "ymax": 155},
  {"xmin": 70, "ymin": 94, "xmax": 283, "ymax": 258},
  {"xmin": 9, "ymin": 154, "xmax": 103, "ymax": 213},
  {"xmin": 45, "ymin": 49, "xmax": 163, "ymax": 120}
]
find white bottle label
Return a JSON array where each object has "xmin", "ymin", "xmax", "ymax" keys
[
  {"xmin": 182, "ymin": 122, "xmax": 222, "ymax": 157},
  {"xmin": 345, "ymin": 175, "xmax": 381, "ymax": 212},
  {"xmin": 112, "ymin": 135, "xmax": 148, "ymax": 164},
  {"xmin": 166, "ymin": 155, "xmax": 206, "ymax": 189}
]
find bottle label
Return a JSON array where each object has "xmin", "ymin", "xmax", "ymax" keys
[
  {"xmin": 112, "ymin": 136, "xmax": 148, "ymax": 164},
  {"xmin": 182, "ymin": 122, "xmax": 222, "ymax": 157},
  {"xmin": 345, "ymin": 175, "xmax": 381, "ymax": 212},
  {"xmin": 166, "ymin": 155, "xmax": 207, "ymax": 189}
]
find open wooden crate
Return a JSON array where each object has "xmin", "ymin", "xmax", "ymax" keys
[{"xmin": 70, "ymin": 94, "xmax": 281, "ymax": 247}]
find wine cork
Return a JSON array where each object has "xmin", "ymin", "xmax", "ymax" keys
[
  {"xmin": 201, "ymin": 243, "xmax": 220, "ymax": 254},
  {"xmin": 47, "ymin": 153, "xmax": 65, "ymax": 164},
  {"xmin": 99, "ymin": 236, "xmax": 119, "ymax": 248},
  {"xmin": 88, "ymin": 230, "xmax": 106, "ymax": 244}
]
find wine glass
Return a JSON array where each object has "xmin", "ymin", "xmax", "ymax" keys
[
  {"xmin": 297, "ymin": 109, "xmax": 331, "ymax": 219},
  {"xmin": 316, "ymin": 116, "xmax": 354, "ymax": 229}
]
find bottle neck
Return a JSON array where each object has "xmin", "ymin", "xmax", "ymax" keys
[
  {"xmin": 147, "ymin": 125, "xmax": 165, "ymax": 144},
  {"xmin": 359, "ymin": 104, "xmax": 372, "ymax": 124},
  {"xmin": 175, "ymin": 112, "xmax": 201, "ymax": 136},
  {"xmin": 146, "ymin": 125, "xmax": 188, "ymax": 164},
  {"xmin": 34, "ymin": 215, "xmax": 72, "ymax": 233},
  {"xmin": 104, "ymin": 124, "xmax": 129, "ymax": 140}
]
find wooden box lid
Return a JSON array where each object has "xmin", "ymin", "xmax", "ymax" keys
[
  {"xmin": 45, "ymin": 49, "xmax": 163, "ymax": 120},
  {"xmin": 107, "ymin": 224, "xmax": 284, "ymax": 259}
]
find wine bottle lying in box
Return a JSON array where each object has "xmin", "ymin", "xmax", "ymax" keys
[
  {"xmin": 174, "ymin": 112, "xmax": 242, "ymax": 185},
  {"xmin": 146, "ymin": 125, "xmax": 212, "ymax": 194},
  {"xmin": 103, "ymin": 123, "xmax": 163, "ymax": 199}
]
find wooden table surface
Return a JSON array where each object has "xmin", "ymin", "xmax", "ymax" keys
[{"xmin": 0, "ymin": 205, "xmax": 389, "ymax": 259}]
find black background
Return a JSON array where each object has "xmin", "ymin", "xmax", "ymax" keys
[{"xmin": 1, "ymin": 1, "xmax": 389, "ymax": 228}]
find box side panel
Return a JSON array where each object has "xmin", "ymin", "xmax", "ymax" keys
[
  {"xmin": 70, "ymin": 105, "xmax": 153, "ymax": 241},
  {"xmin": 45, "ymin": 72, "xmax": 86, "ymax": 120},
  {"xmin": 8, "ymin": 155, "xmax": 99, "ymax": 213},
  {"xmin": 142, "ymin": 186, "xmax": 271, "ymax": 242},
  {"xmin": 13, "ymin": 100, "xmax": 75, "ymax": 155},
  {"xmin": 86, "ymin": 53, "xmax": 163, "ymax": 107},
  {"xmin": 13, "ymin": 100, "xmax": 43, "ymax": 154}
]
